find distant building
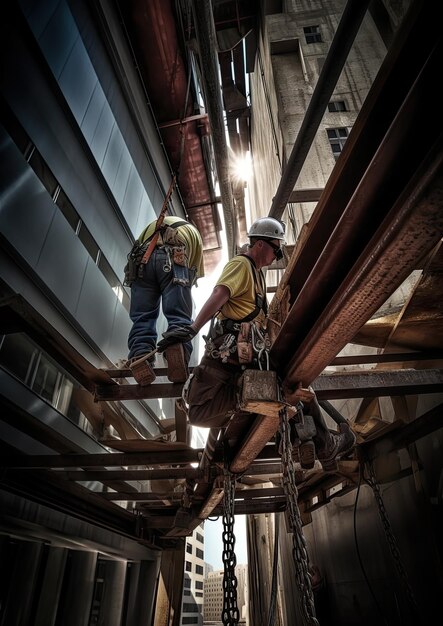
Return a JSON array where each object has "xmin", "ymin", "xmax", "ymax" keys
[
  {"xmin": 203, "ymin": 565, "xmax": 249, "ymax": 625},
  {"xmin": 181, "ymin": 523, "xmax": 206, "ymax": 626}
]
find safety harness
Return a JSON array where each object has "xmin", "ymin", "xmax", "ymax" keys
[
  {"xmin": 204, "ymin": 254, "xmax": 270, "ymax": 366},
  {"xmin": 123, "ymin": 177, "xmax": 191, "ymax": 287}
]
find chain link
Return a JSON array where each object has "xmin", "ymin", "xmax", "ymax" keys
[
  {"xmin": 280, "ymin": 406, "xmax": 320, "ymax": 626},
  {"xmin": 222, "ymin": 466, "xmax": 239, "ymax": 626},
  {"xmin": 366, "ymin": 461, "xmax": 420, "ymax": 614}
]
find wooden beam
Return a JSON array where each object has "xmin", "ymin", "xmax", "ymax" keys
[{"xmin": 230, "ymin": 414, "xmax": 280, "ymax": 474}]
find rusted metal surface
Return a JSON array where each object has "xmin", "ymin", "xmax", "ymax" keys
[
  {"xmin": 273, "ymin": 35, "xmax": 443, "ymax": 385},
  {"xmin": 2, "ymin": 449, "xmax": 203, "ymax": 468},
  {"xmin": 357, "ymin": 403, "xmax": 443, "ymax": 461},
  {"xmin": 312, "ymin": 369, "xmax": 443, "ymax": 399},
  {"xmin": 273, "ymin": 0, "xmax": 440, "ymax": 304}
]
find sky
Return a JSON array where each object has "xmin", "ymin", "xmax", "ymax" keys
[{"xmin": 204, "ymin": 514, "xmax": 248, "ymax": 570}]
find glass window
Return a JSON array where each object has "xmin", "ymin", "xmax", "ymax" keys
[
  {"xmin": 31, "ymin": 353, "xmax": 62, "ymax": 404},
  {"xmin": 0, "ymin": 333, "xmax": 38, "ymax": 384},
  {"xmin": 196, "ymin": 548, "xmax": 203, "ymax": 559},
  {"xmin": 327, "ymin": 127, "xmax": 350, "ymax": 159},
  {"xmin": 195, "ymin": 564, "xmax": 203, "ymax": 575},
  {"xmin": 304, "ymin": 25, "xmax": 322, "ymax": 44},
  {"xmin": 185, "ymin": 561, "xmax": 192, "ymax": 572},
  {"xmin": 186, "ymin": 543, "xmax": 192, "ymax": 554},
  {"xmin": 328, "ymin": 100, "xmax": 347, "ymax": 112}
]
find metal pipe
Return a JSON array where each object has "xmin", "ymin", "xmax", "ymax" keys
[{"xmin": 191, "ymin": 0, "xmax": 237, "ymax": 257}]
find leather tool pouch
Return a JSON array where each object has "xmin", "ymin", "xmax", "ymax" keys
[
  {"xmin": 124, "ymin": 240, "xmax": 148, "ymax": 287},
  {"xmin": 237, "ymin": 322, "xmax": 253, "ymax": 364},
  {"xmin": 171, "ymin": 245, "xmax": 187, "ymax": 267}
]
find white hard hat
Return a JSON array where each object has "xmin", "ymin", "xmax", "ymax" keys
[{"xmin": 247, "ymin": 217, "xmax": 286, "ymax": 240}]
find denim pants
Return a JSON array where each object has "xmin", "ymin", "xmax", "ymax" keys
[{"xmin": 127, "ymin": 247, "xmax": 195, "ymax": 360}]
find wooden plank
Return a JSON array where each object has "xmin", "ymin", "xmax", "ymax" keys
[{"xmin": 230, "ymin": 414, "xmax": 280, "ymax": 474}]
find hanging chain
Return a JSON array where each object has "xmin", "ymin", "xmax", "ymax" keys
[
  {"xmin": 365, "ymin": 461, "xmax": 420, "ymax": 614},
  {"xmin": 222, "ymin": 465, "xmax": 239, "ymax": 626},
  {"xmin": 280, "ymin": 406, "xmax": 320, "ymax": 626}
]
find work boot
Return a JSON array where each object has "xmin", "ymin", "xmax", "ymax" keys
[
  {"xmin": 127, "ymin": 353, "xmax": 156, "ymax": 386},
  {"xmin": 164, "ymin": 343, "xmax": 188, "ymax": 383},
  {"xmin": 317, "ymin": 423, "xmax": 356, "ymax": 471},
  {"xmin": 298, "ymin": 440, "xmax": 316, "ymax": 470},
  {"xmin": 275, "ymin": 433, "xmax": 315, "ymax": 470}
]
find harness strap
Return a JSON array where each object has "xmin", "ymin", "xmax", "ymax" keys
[{"xmin": 140, "ymin": 176, "xmax": 176, "ymax": 266}]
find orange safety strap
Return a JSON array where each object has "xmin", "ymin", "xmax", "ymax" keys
[{"xmin": 140, "ymin": 175, "xmax": 176, "ymax": 265}]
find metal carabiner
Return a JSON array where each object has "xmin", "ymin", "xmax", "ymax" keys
[
  {"xmin": 258, "ymin": 347, "xmax": 270, "ymax": 370},
  {"xmin": 163, "ymin": 247, "xmax": 172, "ymax": 272}
]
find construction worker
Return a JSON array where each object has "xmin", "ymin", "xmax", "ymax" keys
[
  {"xmin": 157, "ymin": 216, "xmax": 284, "ymax": 425},
  {"xmin": 125, "ymin": 215, "xmax": 204, "ymax": 385},
  {"xmin": 157, "ymin": 216, "xmax": 356, "ymax": 468}
]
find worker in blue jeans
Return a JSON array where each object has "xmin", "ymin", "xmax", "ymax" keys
[{"xmin": 126, "ymin": 215, "xmax": 204, "ymax": 385}]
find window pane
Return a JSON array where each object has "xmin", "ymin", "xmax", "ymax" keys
[
  {"xmin": 32, "ymin": 353, "xmax": 61, "ymax": 404},
  {"xmin": 0, "ymin": 333, "xmax": 38, "ymax": 384}
]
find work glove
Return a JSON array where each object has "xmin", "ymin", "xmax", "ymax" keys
[{"xmin": 157, "ymin": 325, "xmax": 197, "ymax": 352}]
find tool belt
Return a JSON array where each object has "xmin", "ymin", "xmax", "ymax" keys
[{"xmin": 204, "ymin": 318, "xmax": 270, "ymax": 366}]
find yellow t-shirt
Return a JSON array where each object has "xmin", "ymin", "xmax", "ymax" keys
[
  {"xmin": 138, "ymin": 216, "xmax": 205, "ymax": 279},
  {"xmin": 216, "ymin": 255, "xmax": 267, "ymax": 323}
]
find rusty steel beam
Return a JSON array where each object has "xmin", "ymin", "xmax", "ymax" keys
[
  {"xmin": 62, "ymin": 467, "xmax": 203, "ymax": 482},
  {"xmin": 98, "ymin": 367, "xmax": 442, "ymax": 406},
  {"xmin": 274, "ymin": 1, "xmax": 440, "ymax": 303},
  {"xmin": 274, "ymin": 36, "xmax": 443, "ymax": 386},
  {"xmin": 312, "ymin": 369, "xmax": 443, "ymax": 400},
  {"xmin": 330, "ymin": 350, "xmax": 443, "ymax": 366},
  {"xmin": 282, "ymin": 148, "xmax": 443, "ymax": 386},
  {"xmin": 94, "ymin": 382, "xmax": 184, "ymax": 401},
  {"xmin": 289, "ymin": 188, "xmax": 324, "ymax": 203},
  {"xmin": 3, "ymin": 449, "xmax": 203, "ymax": 469},
  {"xmin": 357, "ymin": 403, "xmax": 443, "ymax": 461},
  {"xmin": 213, "ymin": 500, "xmax": 287, "ymax": 516}
]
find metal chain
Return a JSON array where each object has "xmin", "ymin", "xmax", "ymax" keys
[
  {"xmin": 280, "ymin": 406, "xmax": 319, "ymax": 626},
  {"xmin": 222, "ymin": 466, "xmax": 239, "ymax": 626},
  {"xmin": 365, "ymin": 461, "xmax": 419, "ymax": 614}
]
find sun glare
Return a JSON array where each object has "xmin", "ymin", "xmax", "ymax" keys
[{"xmin": 232, "ymin": 152, "xmax": 252, "ymax": 182}]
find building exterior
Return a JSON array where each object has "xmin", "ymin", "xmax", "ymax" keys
[
  {"xmin": 181, "ymin": 524, "xmax": 205, "ymax": 625},
  {"xmin": 203, "ymin": 565, "xmax": 248, "ymax": 625},
  {"xmin": 0, "ymin": 1, "xmax": 212, "ymax": 624}
]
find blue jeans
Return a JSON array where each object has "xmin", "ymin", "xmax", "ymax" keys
[{"xmin": 127, "ymin": 247, "xmax": 195, "ymax": 360}]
